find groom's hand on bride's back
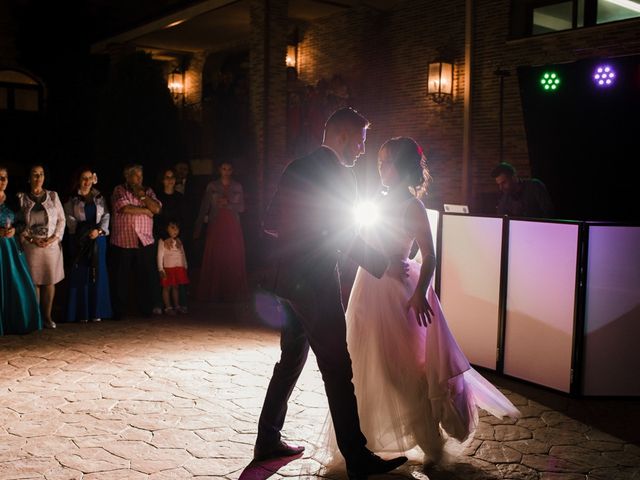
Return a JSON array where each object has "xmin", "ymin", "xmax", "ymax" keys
[{"xmin": 384, "ymin": 255, "xmax": 410, "ymax": 282}]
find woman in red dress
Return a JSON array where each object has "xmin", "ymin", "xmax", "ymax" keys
[{"xmin": 194, "ymin": 162, "xmax": 248, "ymax": 302}]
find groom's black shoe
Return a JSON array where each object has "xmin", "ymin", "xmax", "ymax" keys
[
  {"xmin": 347, "ymin": 451, "xmax": 408, "ymax": 480},
  {"xmin": 253, "ymin": 440, "xmax": 305, "ymax": 461}
]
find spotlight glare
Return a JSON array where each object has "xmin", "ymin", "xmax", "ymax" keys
[{"xmin": 354, "ymin": 202, "xmax": 379, "ymax": 227}]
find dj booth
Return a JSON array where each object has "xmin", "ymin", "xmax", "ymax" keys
[{"xmin": 426, "ymin": 211, "xmax": 640, "ymax": 396}]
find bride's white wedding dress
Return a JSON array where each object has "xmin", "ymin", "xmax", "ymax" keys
[{"xmin": 318, "ymin": 197, "xmax": 520, "ymax": 465}]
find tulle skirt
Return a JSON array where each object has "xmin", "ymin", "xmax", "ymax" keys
[{"xmin": 317, "ymin": 260, "xmax": 520, "ymax": 464}]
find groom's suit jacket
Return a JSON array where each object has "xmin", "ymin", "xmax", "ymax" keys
[{"xmin": 265, "ymin": 146, "xmax": 387, "ymax": 302}]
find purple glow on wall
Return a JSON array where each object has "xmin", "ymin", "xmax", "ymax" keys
[{"xmin": 594, "ymin": 65, "xmax": 616, "ymax": 87}]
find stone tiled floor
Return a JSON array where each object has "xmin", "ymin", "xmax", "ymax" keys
[{"xmin": 1, "ymin": 303, "xmax": 639, "ymax": 479}]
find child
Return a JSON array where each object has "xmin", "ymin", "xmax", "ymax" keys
[{"xmin": 157, "ymin": 221, "xmax": 189, "ymax": 315}]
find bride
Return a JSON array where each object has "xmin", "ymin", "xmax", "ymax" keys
[{"xmin": 320, "ymin": 137, "xmax": 520, "ymax": 467}]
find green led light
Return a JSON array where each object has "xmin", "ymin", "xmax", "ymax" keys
[{"xmin": 540, "ymin": 71, "xmax": 561, "ymax": 92}]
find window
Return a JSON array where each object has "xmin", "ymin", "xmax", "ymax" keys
[
  {"xmin": 0, "ymin": 70, "xmax": 42, "ymax": 112},
  {"xmin": 597, "ymin": 0, "xmax": 640, "ymax": 23},
  {"xmin": 0, "ymin": 87, "xmax": 7, "ymax": 110},
  {"xmin": 532, "ymin": 1, "xmax": 584, "ymax": 34},
  {"xmin": 511, "ymin": 0, "xmax": 640, "ymax": 37},
  {"xmin": 13, "ymin": 88, "xmax": 40, "ymax": 112}
]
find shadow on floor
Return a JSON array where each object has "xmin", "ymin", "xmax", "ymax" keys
[{"xmin": 238, "ymin": 453, "xmax": 304, "ymax": 480}]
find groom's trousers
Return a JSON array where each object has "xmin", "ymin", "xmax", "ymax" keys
[{"xmin": 256, "ymin": 276, "xmax": 368, "ymax": 462}]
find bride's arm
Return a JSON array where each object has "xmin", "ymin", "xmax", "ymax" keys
[{"xmin": 405, "ymin": 198, "xmax": 436, "ymax": 327}]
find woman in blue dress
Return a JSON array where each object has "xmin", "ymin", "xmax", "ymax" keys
[
  {"xmin": 64, "ymin": 167, "xmax": 112, "ymax": 322},
  {"xmin": 0, "ymin": 165, "xmax": 42, "ymax": 334}
]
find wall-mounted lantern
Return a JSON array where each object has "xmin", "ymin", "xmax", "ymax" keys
[
  {"xmin": 168, "ymin": 66, "xmax": 185, "ymax": 106},
  {"xmin": 427, "ymin": 60, "xmax": 453, "ymax": 104},
  {"xmin": 286, "ymin": 44, "xmax": 297, "ymax": 69},
  {"xmin": 168, "ymin": 68, "xmax": 184, "ymax": 96}
]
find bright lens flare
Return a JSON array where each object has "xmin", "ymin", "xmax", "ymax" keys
[{"xmin": 354, "ymin": 202, "xmax": 379, "ymax": 227}]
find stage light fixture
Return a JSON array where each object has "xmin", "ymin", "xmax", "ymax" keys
[
  {"xmin": 540, "ymin": 71, "xmax": 561, "ymax": 91},
  {"xmin": 594, "ymin": 65, "xmax": 616, "ymax": 87}
]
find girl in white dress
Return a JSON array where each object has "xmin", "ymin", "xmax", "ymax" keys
[{"xmin": 321, "ymin": 137, "xmax": 520, "ymax": 468}]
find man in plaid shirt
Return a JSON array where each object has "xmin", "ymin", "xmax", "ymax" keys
[{"xmin": 111, "ymin": 164, "xmax": 162, "ymax": 319}]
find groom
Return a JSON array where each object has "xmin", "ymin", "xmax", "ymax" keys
[{"xmin": 255, "ymin": 107, "xmax": 407, "ymax": 479}]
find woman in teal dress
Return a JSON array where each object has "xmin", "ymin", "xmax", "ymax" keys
[{"xmin": 0, "ymin": 166, "xmax": 42, "ymax": 334}]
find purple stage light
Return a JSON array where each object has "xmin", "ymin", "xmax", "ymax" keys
[{"xmin": 594, "ymin": 65, "xmax": 616, "ymax": 87}]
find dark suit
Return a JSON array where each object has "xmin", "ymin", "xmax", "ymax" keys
[{"xmin": 257, "ymin": 146, "xmax": 387, "ymax": 462}]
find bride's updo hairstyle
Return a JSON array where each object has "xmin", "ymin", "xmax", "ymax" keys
[{"xmin": 381, "ymin": 136, "xmax": 431, "ymax": 197}]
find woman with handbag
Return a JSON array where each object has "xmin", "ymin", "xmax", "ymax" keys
[{"xmin": 64, "ymin": 167, "xmax": 112, "ymax": 322}]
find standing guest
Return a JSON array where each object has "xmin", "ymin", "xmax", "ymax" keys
[
  {"xmin": 110, "ymin": 164, "xmax": 162, "ymax": 319},
  {"xmin": 492, "ymin": 162, "xmax": 554, "ymax": 218},
  {"xmin": 173, "ymin": 161, "xmax": 191, "ymax": 195},
  {"xmin": 173, "ymin": 160, "xmax": 199, "ymax": 265},
  {"xmin": 155, "ymin": 167, "xmax": 187, "ymax": 307},
  {"xmin": 157, "ymin": 221, "xmax": 189, "ymax": 315},
  {"xmin": 154, "ymin": 168, "xmax": 185, "ymax": 239},
  {"xmin": 17, "ymin": 164, "xmax": 65, "ymax": 329},
  {"xmin": 194, "ymin": 162, "xmax": 247, "ymax": 302},
  {"xmin": 64, "ymin": 167, "xmax": 113, "ymax": 323},
  {"xmin": 0, "ymin": 165, "xmax": 42, "ymax": 334}
]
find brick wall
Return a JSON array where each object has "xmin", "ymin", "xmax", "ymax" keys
[
  {"xmin": 249, "ymin": 0, "xmax": 289, "ymax": 214},
  {"xmin": 185, "ymin": 51, "xmax": 205, "ymax": 117}
]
